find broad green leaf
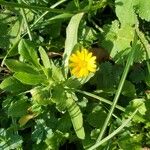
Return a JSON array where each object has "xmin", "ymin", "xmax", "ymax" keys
[
  {"xmin": 63, "ymin": 12, "xmax": 84, "ymax": 75},
  {"xmin": 101, "ymin": 21, "xmax": 134, "ymax": 58},
  {"xmin": 0, "ymin": 76, "xmax": 30, "ymax": 93},
  {"xmin": 136, "ymin": 0, "xmax": 150, "ymax": 21},
  {"xmin": 18, "ymin": 39, "xmax": 40, "ymax": 67},
  {"xmin": 39, "ymin": 46, "xmax": 51, "ymax": 68},
  {"xmin": 66, "ymin": 96, "xmax": 85, "ymax": 139},
  {"xmin": 115, "ymin": 0, "xmax": 137, "ymax": 26},
  {"xmin": 14, "ymin": 72, "xmax": 46, "ymax": 85},
  {"xmin": 5, "ymin": 59, "xmax": 38, "ymax": 74},
  {"xmin": 8, "ymin": 99, "xmax": 30, "ymax": 117}
]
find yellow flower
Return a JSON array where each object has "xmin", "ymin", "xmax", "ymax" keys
[{"xmin": 69, "ymin": 48, "xmax": 97, "ymax": 78}]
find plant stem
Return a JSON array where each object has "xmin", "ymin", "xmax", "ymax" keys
[
  {"xmin": 18, "ymin": 0, "xmax": 33, "ymax": 41},
  {"xmin": 0, "ymin": 1, "xmax": 81, "ymax": 13},
  {"xmin": 96, "ymin": 36, "xmax": 136, "ymax": 143},
  {"xmin": 76, "ymin": 90, "xmax": 125, "ymax": 112},
  {"xmin": 87, "ymin": 108, "xmax": 138, "ymax": 150},
  {"xmin": 31, "ymin": 0, "xmax": 67, "ymax": 28}
]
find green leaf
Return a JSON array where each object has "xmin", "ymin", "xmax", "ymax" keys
[
  {"xmin": 0, "ymin": 129, "xmax": 23, "ymax": 150},
  {"xmin": 0, "ymin": 10, "xmax": 21, "ymax": 49},
  {"xmin": 0, "ymin": 76, "xmax": 30, "ymax": 93},
  {"xmin": 66, "ymin": 95, "xmax": 85, "ymax": 139},
  {"xmin": 64, "ymin": 77, "xmax": 81, "ymax": 89},
  {"xmin": 101, "ymin": 21, "xmax": 134, "ymax": 58},
  {"xmin": 124, "ymin": 99, "xmax": 146, "ymax": 123},
  {"xmin": 52, "ymin": 65, "xmax": 65, "ymax": 82},
  {"xmin": 8, "ymin": 98, "xmax": 30, "ymax": 117},
  {"xmin": 5, "ymin": 59, "xmax": 38, "ymax": 74},
  {"xmin": 115, "ymin": 0, "xmax": 137, "ymax": 26},
  {"xmin": 63, "ymin": 12, "xmax": 84, "ymax": 75},
  {"xmin": 45, "ymin": 129, "xmax": 68, "ymax": 150},
  {"xmin": 122, "ymin": 80, "xmax": 136, "ymax": 97},
  {"xmin": 18, "ymin": 39, "xmax": 40, "ymax": 67},
  {"xmin": 14, "ymin": 72, "xmax": 46, "ymax": 85},
  {"xmin": 118, "ymin": 132, "xmax": 142, "ymax": 150},
  {"xmin": 87, "ymin": 105, "xmax": 107, "ymax": 128},
  {"xmin": 136, "ymin": 0, "xmax": 150, "ymax": 21},
  {"xmin": 51, "ymin": 84, "xmax": 67, "ymax": 111},
  {"xmin": 129, "ymin": 67, "xmax": 145, "ymax": 83},
  {"xmin": 39, "ymin": 46, "xmax": 51, "ymax": 68},
  {"xmin": 93, "ymin": 62, "xmax": 122, "ymax": 91}
]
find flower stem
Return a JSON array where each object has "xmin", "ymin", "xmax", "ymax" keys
[
  {"xmin": 96, "ymin": 33, "xmax": 137, "ymax": 143},
  {"xmin": 87, "ymin": 108, "xmax": 138, "ymax": 150},
  {"xmin": 76, "ymin": 90, "xmax": 125, "ymax": 112}
]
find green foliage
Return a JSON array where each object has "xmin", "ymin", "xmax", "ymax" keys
[
  {"xmin": 100, "ymin": 21, "xmax": 134, "ymax": 58},
  {"xmin": 0, "ymin": 0, "xmax": 150, "ymax": 149},
  {"xmin": 136, "ymin": 0, "xmax": 150, "ymax": 21},
  {"xmin": 0, "ymin": 76, "xmax": 30, "ymax": 93},
  {"xmin": 18, "ymin": 39, "xmax": 40, "ymax": 67},
  {"xmin": 0, "ymin": 128, "xmax": 23, "ymax": 150}
]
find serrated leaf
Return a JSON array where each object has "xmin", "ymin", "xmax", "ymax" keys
[
  {"xmin": 14, "ymin": 72, "xmax": 46, "ymax": 85},
  {"xmin": 18, "ymin": 39, "xmax": 40, "ymax": 67},
  {"xmin": 63, "ymin": 12, "xmax": 84, "ymax": 75},
  {"xmin": 66, "ymin": 96, "xmax": 85, "ymax": 139},
  {"xmin": 5, "ymin": 59, "xmax": 38, "ymax": 74}
]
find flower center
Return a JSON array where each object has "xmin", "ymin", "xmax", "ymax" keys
[{"xmin": 80, "ymin": 60, "xmax": 87, "ymax": 68}]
